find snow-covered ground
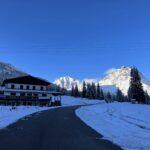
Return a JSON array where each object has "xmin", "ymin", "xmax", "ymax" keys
[
  {"xmin": 76, "ymin": 102, "xmax": 150, "ymax": 150},
  {"xmin": 62, "ymin": 96, "xmax": 102, "ymax": 106},
  {"xmin": 0, "ymin": 96, "xmax": 101, "ymax": 129},
  {"xmin": 0, "ymin": 106, "xmax": 51, "ymax": 129}
]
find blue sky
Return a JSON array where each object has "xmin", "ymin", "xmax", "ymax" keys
[{"xmin": 0, "ymin": 0, "xmax": 150, "ymax": 81}]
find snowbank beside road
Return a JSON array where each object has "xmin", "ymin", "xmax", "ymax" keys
[
  {"xmin": 0, "ymin": 106, "xmax": 50, "ymax": 129},
  {"xmin": 0, "ymin": 96, "xmax": 101, "ymax": 129},
  {"xmin": 76, "ymin": 102, "xmax": 150, "ymax": 150},
  {"xmin": 62, "ymin": 96, "xmax": 103, "ymax": 106}
]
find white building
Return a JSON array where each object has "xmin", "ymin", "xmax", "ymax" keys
[{"xmin": 0, "ymin": 75, "xmax": 61, "ymax": 106}]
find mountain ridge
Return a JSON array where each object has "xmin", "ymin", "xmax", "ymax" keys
[
  {"xmin": 1, "ymin": 62, "xmax": 150, "ymax": 96},
  {"xmin": 0, "ymin": 62, "xmax": 28, "ymax": 85},
  {"xmin": 54, "ymin": 66, "xmax": 150, "ymax": 95}
]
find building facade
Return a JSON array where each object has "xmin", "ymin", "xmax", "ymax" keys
[{"xmin": 0, "ymin": 75, "xmax": 61, "ymax": 106}]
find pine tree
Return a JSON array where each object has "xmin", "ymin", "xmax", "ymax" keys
[
  {"xmin": 96, "ymin": 83, "xmax": 101, "ymax": 99},
  {"xmin": 86, "ymin": 83, "xmax": 90, "ymax": 98},
  {"xmin": 104, "ymin": 92, "xmax": 112, "ymax": 103},
  {"xmin": 91, "ymin": 82, "xmax": 96, "ymax": 99},
  {"xmin": 111, "ymin": 94, "xmax": 117, "ymax": 101},
  {"xmin": 56, "ymin": 85, "xmax": 61, "ymax": 92},
  {"xmin": 86, "ymin": 83, "xmax": 92, "ymax": 99},
  {"xmin": 124, "ymin": 96, "xmax": 129, "ymax": 102},
  {"xmin": 71, "ymin": 85, "xmax": 75, "ymax": 96},
  {"xmin": 145, "ymin": 91, "xmax": 150, "ymax": 104},
  {"xmin": 61, "ymin": 88, "xmax": 67, "ymax": 95},
  {"xmin": 100, "ymin": 89, "xmax": 104, "ymax": 100},
  {"xmin": 82, "ymin": 81, "xmax": 87, "ymax": 98},
  {"xmin": 74, "ymin": 84, "xmax": 79, "ymax": 97},
  {"xmin": 128, "ymin": 67, "xmax": 146, "ymax": 103},
  {"xmin": 116, "ymin": 88, "xmax": 124, "ymax": 102},
  {"xmin": 106, "ymin": 92, "xmax": 111, "ymax": 100}
]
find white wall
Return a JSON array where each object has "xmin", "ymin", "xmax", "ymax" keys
[
  {"xmin": 3, "ymin": 91, "xmax": 52, "ymax": 99},
  {"xmin": 16, "ymin": 93, "xmax": 20, "ymax": 96},
  {"xmin": 3, "ymin": 83, "xmax": 52, "ymax": 99},
  {"xmin": 5, "ymin": 83, "xmax": 47, "ymax": 91},
  {"xmin": 4, "ymin": 92, "xmax": 10, "ymax": 96}
]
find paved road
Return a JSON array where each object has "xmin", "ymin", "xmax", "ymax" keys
[{"xmin": 0, "ymin": 106, "xmax": 122, "ymax": 150}]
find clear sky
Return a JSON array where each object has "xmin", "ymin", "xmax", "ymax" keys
[{"xmin": 0, "ymin": 0, "xmax": 150, "ymax": 81}]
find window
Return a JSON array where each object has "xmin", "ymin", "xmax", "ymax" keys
[
  {"xmin": 20, "ymin": 93, "xmax": 25, "ymax": 96},
  {"xmin": 33, "ymin": 93, "xmax": 38, "ymax": 97},
  {"xmin": 26, "ymin": 85, "xmax": 29, "ymax": 90},
  {"xmin": 0, "ymin": 91, "xmax": 4, "ymax": 95},
  {"xmin": 42, "ymin": 94, "xmax": 47, "ymax": 97},
  {"xmin": 20, "ymin": 85, "xmax": 23, "ymax": 89},
  {"xmin": 11, "ymin": 93, "xmax": 16, "ymax": 96},
  {"xmin": 33, "ymin": 86, "xmax": 36, "ymax": 90},
  {"xmin": 11, "ymin": 84, "xmax": 15, "ymax": 89},
  {"xmin": 27, "ymin": 93, "xmax": 32, "ymax": 96},
  {"xmin": 41, "ymin": 86, "xmax": 43, "ymax": 90}
]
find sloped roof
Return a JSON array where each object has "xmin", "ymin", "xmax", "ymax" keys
[{"xmin": 2, "ymin": 75, "xmax": 51, "ymax": 86}]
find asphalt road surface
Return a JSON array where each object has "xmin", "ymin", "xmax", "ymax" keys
[{"xmin": 0, "ymin": 106, "xmax": 122, "ymax": 150}]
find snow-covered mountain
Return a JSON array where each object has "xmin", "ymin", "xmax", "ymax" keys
[
  {"xmin": 99, "ymin": 66, "xmax": 131, "ymax": 95},
  {"xmin": 54, "ymin": 66, "xmax": 150, "ymax": 95},
  {"xmin": 54, "ymin": 76, "xmax": 80, "ymax": 91},
  {"xmin": 0, "ymin": 62, "xmax": 27, "ymax": 85}
]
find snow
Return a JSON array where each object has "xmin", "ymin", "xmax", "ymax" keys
[
  {"xmin": 101, "ymin": 85, "xmax": 117, "ymax": 94},
  {"xmin": 54, "ymin": 66, "xmax": 150, "ymax": 96},
  {"xmin": 0, "ymin": 96, "xmax": 101, "ymax": 129},
  {"xmin": 53, "ymin": 67, "xmax": 133, "ymax": 95},
  {"xmin": 99, "ymin": 66, "xmax": 131, "ymax": 95},
  {"xmin": 76, "ymin": 102, "xmax": 150, "ymax": 150},
  {"xmin": 0, "ymin": 106, "xmax": 51, "ymax": 129},
  {"xmin": 0, "ymin": 61, "xmax": 27, "ymax": 84},
  {"xmin": 54, "ymin": 76, "xmax": 80, "ymax": 91},
  {"xmin": 61, "ymin": 96, "xmax": 102, "ymax": 106}
]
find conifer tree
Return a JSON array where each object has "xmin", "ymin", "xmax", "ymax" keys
[
  {"xmin": 86, "ymin": 83, "xmax": 92, "ymax": 99},
  {"xmin": 124, "ymin": 96, "xmax": 129, "ymax": 102},
  {"xmin": 111, "ymin": 94, "xmax": 117, "ymax": 101},
  {"xmin": 82, "ymin": 81, "xmax": 87, "ymax": 98},
  {"xmin": 74, "ymin": 84, "xmax": 79, "ymax": 97},
  {"xmin": 56, "ymin": 85, "xmax": 61, "ymax": 92},
  {"xmin": 96, "ymin": 83, "xmax": 101, "ymax": 99},
  {"xmin": 145, "ymin": 91, "xmax": 150, "ymax": 104},
  {"xmin": 100, "ymin": 89, "xmax": 104, "ymax": 100},
  {"xmin": 71, "ymin": 85, "xmax": 75, "ymax": 96},
  {"xmin": 86, "ymin": 83, "xmax": 90, "ymax": 98},
  {"xmin": 61, "ymin": 88, "xmax": 67, "ymax": 95},
  {"xmin": 91, "ymin": 82, "xmax": 96, "ymax": 99},
  {"xmin": 128, "ymin": 67, "xmax": 146, "ymax": 103},
  {"xmin": 106, "ymin": 92, "xmax": 111, "ymax": 100},
  {"xmin": 116, "ymin": 88, "xmax": 124, "ymax": 102}
]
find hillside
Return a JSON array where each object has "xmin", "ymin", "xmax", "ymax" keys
[{"xmin": 0, "ymin": 62, "xmax": 27, "ymax": 85}]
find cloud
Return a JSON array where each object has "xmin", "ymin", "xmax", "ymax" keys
[{"xmin": 105, "ymin": 68, "xmax": 117, "ymax": 75}]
